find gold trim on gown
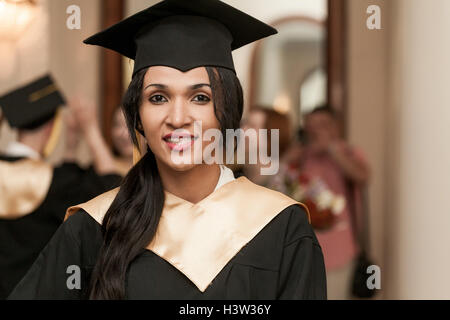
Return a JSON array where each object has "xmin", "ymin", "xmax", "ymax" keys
[
  {"xmin": 65, "ymin": 177, "xmax": 310, "ymax": 292},
  {"xmin": 0, "ymin": 159, "xmax": 53, "ymax": 220}
]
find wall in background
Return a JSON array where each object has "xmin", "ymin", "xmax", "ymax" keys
[
  {"xmin": 347, "ymin": 0, "xmax": 450, "ymax": 299},
  {"xmin": 0, "ymin": 0, "xmax": 49, "ymax": 150},
  {"xmin": 48, "ymin": 0, "xmax": 101, "ymax": 108},
  {"xmin": 0, "ymin": 0, "xmax": 101, "ymax": 165},
  {"xmin": 346, "ymin": 0, "xmax": 388, "ymax": 299},
  {"xmin": 47, "ymin": 0, "xmax": 101, "ymax": 165},
  {"xmin": 384, "ymin": 0, "xmax": 450, "ymax": 299},
  {"xmin": 0, "ymin": 0, "xmax": 49, "ymax": 92}
]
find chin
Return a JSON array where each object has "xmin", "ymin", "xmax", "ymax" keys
[
  {"xmin": 153, "ymin": 152, "xmax": 192, "ymax": 171},
  {"xmin": 164, "ymin": 160, "xmax": 197, "ymax": 172}
]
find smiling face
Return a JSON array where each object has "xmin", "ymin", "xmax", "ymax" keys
[{"xmin": 139, "ymin": 66, "xmax": 220, "ymax": 172}]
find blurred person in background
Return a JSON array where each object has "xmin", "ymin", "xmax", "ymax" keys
[
  {"xmin": 110, "ymin": 106, "xmax": 134, "ymax": 176},
  {"xmin": 70, "ymin": 99, "xmax": 134, "ymax": 177},
  {"xmin": 0, "ymin": 75, "xmax": 121, "ymax": 299},
  {"xmin": 270, "ymin": 105, "xmax": 370, "ymax": 299},
  {"xmin": 237, "ymin": 106, "xmax": 291, "ymax": 186}
]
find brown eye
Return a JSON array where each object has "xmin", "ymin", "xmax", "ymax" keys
[
  {"xmin": 149, "ymin": 95, "xmax": 168, "ymax": 104},
  {"xmin": 192, "ymin": 94, "xmax": 211, "ymax": 103}
]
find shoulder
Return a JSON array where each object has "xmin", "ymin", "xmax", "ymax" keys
[
  {"xmin": 235, "ymin": 176, "xmax": 293, "ymax": 200},
  {"xmin": 232, "ymin": 177, "xmax": 311, "ymax": 224},
  {"xmin": 257, "ymin": 203, "xmax": 313, "ymax": 247},
  {"xmin": 63, "ymin": 209, "xmax": 102, "ymax": 244},
  {"xmin": 231, "ymin": 204, "xmax": 315, "ymax": 270},
  {"xmin": 278, "ymin": 204, "xmax": 318, "ymax": 247},
  {"xmin": 60, "ymin": 209, "xmax": 104, "ymax": 265},
  {"xmin": 233, "ymin": 177, "xmax": 301, "ymax": 207},
  {"xmin": 65, "ymin": 188, "xmax": 119, "ymax": 224}
]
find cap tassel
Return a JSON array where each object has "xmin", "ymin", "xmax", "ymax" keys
[{"xmin": 42, "ymin": 108, "xmax": 62, "ymax": 159}]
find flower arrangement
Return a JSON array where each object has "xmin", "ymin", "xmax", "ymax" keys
[{"xmin": 270, "ymin": 163, "xmax": 346, "ymax": 230}]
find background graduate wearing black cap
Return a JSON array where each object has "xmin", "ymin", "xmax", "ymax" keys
[
  {"xmin": 8, "ymin": 0, "xmax": 326, "ymax": 300},
  {"xmin": 0, "ymin": 74, "xmax": 122, "ymax": 299}
]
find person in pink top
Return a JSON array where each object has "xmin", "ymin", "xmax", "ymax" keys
[{"xmin": 301, "ymin": 106, "xmax": 370, "ymax": 299}]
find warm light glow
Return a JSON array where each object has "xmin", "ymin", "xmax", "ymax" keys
[
  {"xmin": 0, "ymin": 0, "xmax": 37, "ymax": 41},
  {"xmin": 273, "ymin": 92, "xmax": 291, "ymax": 115}
]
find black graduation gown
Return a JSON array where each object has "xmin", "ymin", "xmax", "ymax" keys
[
  {"xmin": 0, "ymin": 156, "xmax": 121, "ymax": 299},
  {"xmin": 8, "ymin": 204, "xmax": 327, "ymax": 300}
]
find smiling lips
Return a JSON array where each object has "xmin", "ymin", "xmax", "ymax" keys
[{"xmin": 163, "ymin": 132, "xmax": 197, "ymax": 151}]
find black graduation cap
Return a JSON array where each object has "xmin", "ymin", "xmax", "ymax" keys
[
  {"xmin": 84, "ymin": 0, "xmax": 277, "ymax": 75},
  {"xmin": 0, "ymin": 75, "xmax": 66, "ymax": 130}
]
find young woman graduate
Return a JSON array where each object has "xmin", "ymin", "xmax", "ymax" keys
[{"xmin": 8, "ymin": 0, "xmax": 327, "ymax": 300}]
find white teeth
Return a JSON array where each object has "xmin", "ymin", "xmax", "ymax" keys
[{"xmin": 167, "ymin": 137, "xmax": 194, "ymax": 143}]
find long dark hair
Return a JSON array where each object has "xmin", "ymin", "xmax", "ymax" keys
[{"xmin": 89, "ymin": 66, "xmax": 243, "ymax": 299}]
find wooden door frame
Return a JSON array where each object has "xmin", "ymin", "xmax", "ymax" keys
[
  {"xmin": 327, "ymin": 0, "xmax": 348, "ymax": 136},
  {"xmin": 100, "ymin": 0, "xmax": 124, "ymax": 147}
]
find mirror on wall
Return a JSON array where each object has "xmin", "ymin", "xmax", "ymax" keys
[{"xmin": 249, "ymin": 17, "xmax": 327, "ymax": 130}]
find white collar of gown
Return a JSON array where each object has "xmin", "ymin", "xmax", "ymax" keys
[{"xmin": 214, "ymin": 165, "xmax": 236, "ymax": 192}]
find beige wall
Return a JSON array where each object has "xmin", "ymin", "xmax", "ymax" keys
[
  {"xmin": 348, "ymin": 0, "xmax": 450, "ymax": 299},
  {"xmin": 0, "ymin": 0, "xmax": 49, "ymax": 93},
  {"xmin": 0, "ymin": 1, "xmax": 101, "ymax": 164},
  {"xmin": 384, "ymin": 0, "xmax": 450, "ymax": 299},
  {"xmin": 0, "ymin": 0, "xmax": 50, "ymax": 150},
  {"xmin": 346, "ymin": 0, "xmax": 388, "ymax": 298},
  {"xmin": 48, "ymin": 0, "xmax": 101, "ymax": 107},
  {"xmin": 47, "ymin": 0, "xmax": 101, "ymax": 165}
]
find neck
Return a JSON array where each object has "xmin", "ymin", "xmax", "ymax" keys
[
  {"xmin": 17, "ymin": 131, "xmax": 45, "ymax": 155},
  {"xmin": 116, "ymin": 155, "xmax": 133, "ymax": 166},
  {"xmin": 157, "ymin": 162, "xmax": 221, "ymax": 204}
]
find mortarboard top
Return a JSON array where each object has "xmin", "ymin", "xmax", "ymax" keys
[
  {"xmin": 84, "ymin": 0, "xmax": 277, "ymax": 76},
  {"xmin": 0, "ymin": 74, "xmax": 66, "ymax": 130}
]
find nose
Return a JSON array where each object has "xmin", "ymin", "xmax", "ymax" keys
[{"xmin": 166, "ymin": 98, "xmax": 192, "ymax": 129}]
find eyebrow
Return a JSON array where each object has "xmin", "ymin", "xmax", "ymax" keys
[{"xmin": 144, "ymin": 83, "xmax": 211, "ymax": 91}]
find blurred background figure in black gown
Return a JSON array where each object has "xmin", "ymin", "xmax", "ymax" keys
[{"xmin": 0, "ymin": 74, "xmax": 122, "ymax": 299}]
